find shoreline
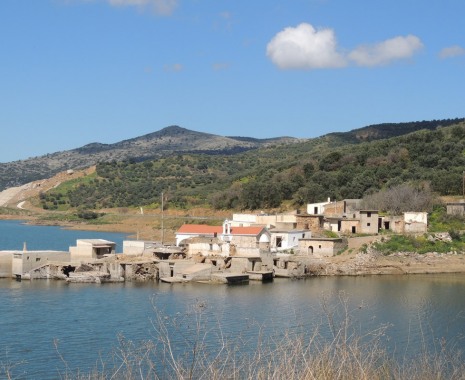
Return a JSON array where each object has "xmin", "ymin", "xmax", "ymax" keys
[{"xmin": 2, "ymin": 214, "xmax": 465, "ymax": 278}]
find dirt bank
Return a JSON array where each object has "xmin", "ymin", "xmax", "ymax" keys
[{"xmin": 319, "ymin": 248, "xmax": 465, "ymax": 276}]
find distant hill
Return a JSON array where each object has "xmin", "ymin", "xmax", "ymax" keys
[
  {"xmin": 1, "ymin": 118, "xmax": 464, "ymax": 196},
  {"xmin": 326, "ymin": 118, "xmax": 465, "ymax": 144},
  {"xmin": 0, "ymin": 126, "xmax": 301, "ymax": 191},
  {"xmin": 34, "ymin": 118, "xmax": 465, "ymax": 213}
]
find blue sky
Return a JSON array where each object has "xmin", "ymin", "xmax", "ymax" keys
[{"xmin": 1, "ymin": 0, "xmax": 464, "ymax": 162}]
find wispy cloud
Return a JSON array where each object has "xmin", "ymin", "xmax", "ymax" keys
[
  {"xmin": 348, "ymin": 35, "xmax": 423, "ymax": 67},
  {"xmin": 212, "ymin": 62, "xmax": 230, "ymax": 71},
  {"xmin": 163, "ymin": 63, "xmax": 183, "ymax": 72},
  {"xmin": 439, "ymin": 45, "xmax": 465, "ymax": 59},
  {"xmin": 267, "ymin": 23, "xmax": 423, "ymax": 70},
  {"xmin": 80, "ymin": 0, "xmax": 178, "ymax": 15},
  {"xmin": 213, "ymin": 10, "xmax": 234, "ymax": 32}
]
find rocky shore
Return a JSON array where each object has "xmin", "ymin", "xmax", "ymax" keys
[
  {"xmin": 320, "ymin": 249, "xmax": 465, "ymax": 276},
  {"xmin": 2, "ymin": 211, "xmax": 465, "ymax": 279}
]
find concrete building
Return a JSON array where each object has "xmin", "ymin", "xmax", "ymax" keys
[
  {"xmin": 339, "ymin": 218, "xmax": 360, "ymax": 234},
  {"xmin": 359, "ymin": 210, "xmax": 380, "ymax": 234},
  {"xmin": 307, "ymin": 198, "xmax": 331, "ymax": 215},
  {"xmin": 324, "ymin": 210, "xmax": 380, "ymax": 235},
  {"xmin": 404, "ymin": 212, "xmax": 428, "ymax": 233},
  {"xmin": 176, "ymin": 221, "xmax": 271, "ymax": 256},
  {"xmin": 381, "ymin": 215, "xmax": 404, "ymax": 233},
  {"xmin": 184, "ymin": 237, "xmax": 226, "ymax": 257},
  {"xmin": 0, "ymin": 249, "xmax": 70, "ymax": 278},
  {"xmin": 269, "ymin": 229, "xmax": 311, "ymax": 251},
  {"xmin": 69, "ymin": 239, "xmax": 116, "ymax": 261},
  {"xmin": 229, "ymin": 251, "xmax": 274, "ymax": 273},
  {"xmin": 298, "ymin": 237, "xmax": 348, "ymax": 258},
  {"xmin": 231, "ymin": 212, "xmax": 298, "ymax": 229},
  {"xmin": 12, "ymin": 250, "xmax": 70, "ymax": 278},
  {"xmin": 176, "ymin": 224, "xmax": 222, "ymax": 246}
]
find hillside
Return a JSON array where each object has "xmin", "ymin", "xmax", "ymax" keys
[
  {"xmin": 0, "ymin": 126, "xmax": 301, "ymax": 191},
  {"xmin": 326, "ymin": 118, "xmax": 465, "ymax": 144},
  {"xmin": 34, "ymin": 118, "xmax": 465, "ymax": 212}
]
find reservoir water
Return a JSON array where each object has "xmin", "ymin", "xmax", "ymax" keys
[
  {"xmin": 0, "ymin": 219, "xmax": 129, "ymax": 252},
  {"xmin": 1, "ymin": 220, "xmax": 465, "ymax": 378}
]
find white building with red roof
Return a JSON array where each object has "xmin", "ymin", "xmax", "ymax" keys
[{"xmin": 176, "ymin": 220, "xmax": 271, "ymax": 256}]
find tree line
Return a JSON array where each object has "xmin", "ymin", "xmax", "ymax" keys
[{"xmin": 39, "ymin": 122, "xmax": 465, "ymax": 212}]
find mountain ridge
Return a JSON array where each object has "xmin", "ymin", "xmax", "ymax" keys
[
  {"xmin": 0, "ymin": 125, "xmax": 302, "ymax": 191},
  {"xmin": 1, "ymin": 118, "xmax": 463, "ymax": 192}
]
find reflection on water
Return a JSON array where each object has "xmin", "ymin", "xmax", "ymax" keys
[{"xmin": 1, "ymin": 275, "xmax": 465, "ymax": 378}]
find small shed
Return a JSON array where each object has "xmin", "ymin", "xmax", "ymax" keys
[{"xmin": 298, "ymin": 237, "xmax": 347, "ymax": 258}]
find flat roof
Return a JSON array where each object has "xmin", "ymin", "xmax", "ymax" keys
[{"xmin": 77, "ymin": 239, "xmax": 115, "ymax": 246}]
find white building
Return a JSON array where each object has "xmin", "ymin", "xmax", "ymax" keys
[
  {"xmin": 69, "ymin": 239, "xmax": 116, "ymax": 261},
  {"xmin": 269, "ymin": 229, "xmax": 312, "ymax": 251},
  {"xmin": 307, "ymin": 198, "xmax": 332, "ymax": 215}
]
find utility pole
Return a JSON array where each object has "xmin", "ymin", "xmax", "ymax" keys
[
  {"xmin": 463, "ymin": 171, "xmax": 465, "ymax": 200},
  {"xmin": 161, "ymin": 192, "xmax": 164, "ymax": 245}
]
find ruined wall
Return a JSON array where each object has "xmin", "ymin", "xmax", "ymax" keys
[
  {"xmin": 12, "ymin": 251, "xmax": 70, "ymax": 277},
  {"xmin": 382, "ymin": 216, "xmax": 404, "ymax": 233},
  {"xmin": 233, "ymin": 247, "xmax": 262, "ymax": 257},
  {"xmin": 256, "ymin": 214, "xmax": 297, "ymax": 226},
  {"xmin": 404, "ymin": 221, "xmax": 427, "ymax": 234},
  {"xmin": 186, "ymin": 241, "xmax": 224, "ymax": 257},
  {"xmin": 231, "ymin": 235, "xmax": 259, "ymax": 249},
  {"xmin": 404, "ymin": 212, "xmax": 428, "ymax": 225},
  {"xmin": 273, "ymin": 258, "xmax": 306, "ymax": 277},
  {"xmin": 0, "ymin": 252, "xmax": 13, "ymax": 278},
  {"xmin": 447, "ymin": 203, "xmax": 465, "ymax": 216},
  {"xmin": 175, "ymin": 263, "xmax": 212, "ymax": 281},
  {"xmin": 232, "ymin": 213, "xmax": 257, "ymax": 225},
  {"xmin": 123, "ymin": 241, "xmax": 146, "ymax": 255},
  {"xmin": 323, "ymin": 201, "xmax": 345, "ymax": 217},
  {"xmin": 295, "ymin": 215, "xmax": 324, "ymax": 233},
  {"xmin": 229, "ymin": 257, "xmax": 252, "ymax": 273},
  {"xmin": 344, "ymin": 199, "xmax": 362, "ymax": 214}
]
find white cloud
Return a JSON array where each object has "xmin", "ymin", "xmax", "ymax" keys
[
  {"xmin": 439, "ymin": 45, "xmax": 465, "ymax": 59},
  {"xmin": 267, "ymin": 23, "xmax": 424, "ymax": 70},
  {"xmin": 348, "ymin": 35, "xmax": 423, "ymax": 67},
  {"xmin": 266, "ymin": 23, "xmax": 347, "ymax": 69}
]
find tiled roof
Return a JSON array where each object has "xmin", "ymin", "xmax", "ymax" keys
[
  {"xmin": 230, "ymin": 226, "xmax": 265, "ymax": 235},
  {"xmin": 177, "ymin": 224, "xmax": 223, "ymax": 234},
  {"xmin": 177, "ymin": 224, "xmax": 265, "ymax": 236}
]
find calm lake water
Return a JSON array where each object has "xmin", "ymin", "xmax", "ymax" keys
[
  {"xmin": 0, "ymin": 219, "xmax": 129, "ymax": 251},
  {"xmin": 1, "ymin": 220, "xmax": 465, "ymax": 378}
]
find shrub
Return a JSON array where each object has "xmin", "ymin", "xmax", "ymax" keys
[{"xmin": 76, "ymin": 210, "xmax": 101, "ymax": 220}]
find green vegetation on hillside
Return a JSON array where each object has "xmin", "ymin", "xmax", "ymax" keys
[
  {"xmin": 38, "ymin": 120, "xmax": 465, "ymax": 211},
  {"xmin": 369, "ymin": 232, "xmax": 465, "ymax": 255}
]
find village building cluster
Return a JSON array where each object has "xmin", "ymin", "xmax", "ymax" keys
[
  {"xmin": 0, "ymin": 198, "xmax": 432, "ymax": 284},
  {"xmin": 176, "ymin": 197, "xmax": 428, "ymax": 259}
]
